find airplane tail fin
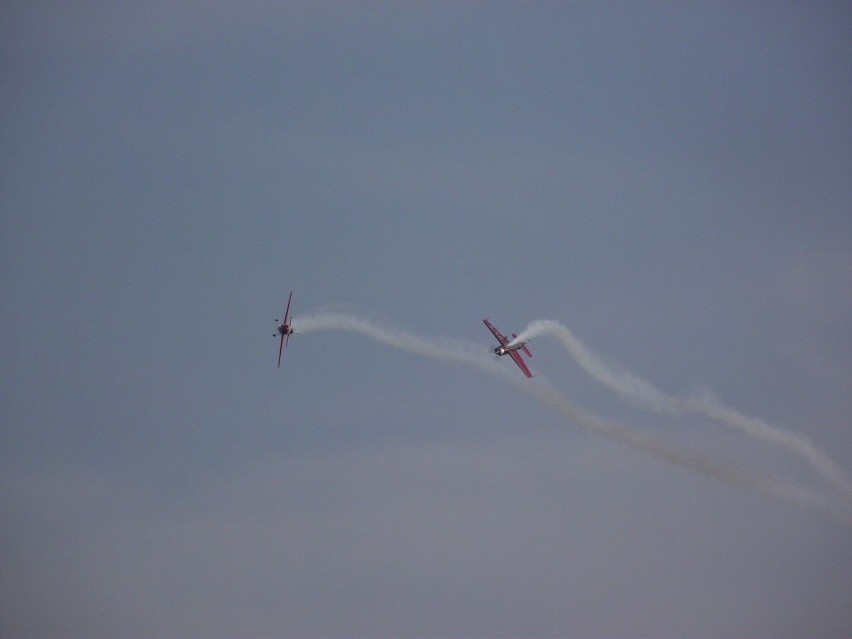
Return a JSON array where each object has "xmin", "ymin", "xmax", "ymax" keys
[{"xmin": 512, "ymin": 333, "xmax": 533, "ymax": 358}]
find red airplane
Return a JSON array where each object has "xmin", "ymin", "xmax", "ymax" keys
[
  {"xmin": 483, "ymin": 318, "xmax": 533, "ymax": 378},
  {"xmin": 274, "ymin": 291, "xmax": 296, "ymax": 367}
]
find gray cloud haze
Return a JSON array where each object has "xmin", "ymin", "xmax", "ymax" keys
[{"xmin": 2, "ymin": 3, "xmax": 851, "ymax": 637}]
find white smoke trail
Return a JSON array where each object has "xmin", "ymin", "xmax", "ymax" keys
[
  {"xmin": 509, "ymin": 319, "xmax": 852, "ymax": 503},
  {"xmin": 293, "ymin": 313, "xmax": 852, "ymax": 526}
]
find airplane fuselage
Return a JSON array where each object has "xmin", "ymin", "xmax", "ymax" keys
[
  {"xmin": 494, "ymin": 340, "xmax": 528, "ymax": 356},
  {"xmin": 277, "ymin": 323, "xmax": 294, "ymax": 337}
]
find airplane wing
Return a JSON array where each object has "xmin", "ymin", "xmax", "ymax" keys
[
  {"xmin": 482, "ymin": 318, "xmax": 509, "ymax": 346},
  {"xmin": 283, "ymin": 291, "xmax": 293, "ymax": 326},
  {"xmin": 277, "ymin": 291, "xmax": 294, "ymax": 368},
  {"xmin": 509, "ymin": 350, "xmax": 534, "ymax": 378}
]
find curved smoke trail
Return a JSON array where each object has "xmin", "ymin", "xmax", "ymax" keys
[
  {"xmin": 293, "ymin": 313, "xmax": 852, "ymax": 526},
  {"xmin": 509, "ymin": 320, "xmax": 852, "ymax": 503}
]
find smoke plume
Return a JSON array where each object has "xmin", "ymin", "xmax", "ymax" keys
[
  {"xmin": 293, "ymin": 313, "xmax": 852, "ymax": 526},
  {"xmin": 509, "ymin": 319, "xmax": 852, "ymax": 503}
]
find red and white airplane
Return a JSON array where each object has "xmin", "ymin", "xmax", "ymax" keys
[
  {"xmin": 483, "ymin": 318, "xmax": 533, "ymax": 378},
  {"xmin": 275, "ymin": 291, "xmax": 296, "ymax": 367}
]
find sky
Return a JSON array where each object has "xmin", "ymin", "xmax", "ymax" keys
[{"xmin": 2, "ymin": 2, "xmax": 851, "ymax": 637}]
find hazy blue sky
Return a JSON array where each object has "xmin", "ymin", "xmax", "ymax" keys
[{"xmin": 2, "ymin": 3, "xmax": 851, "ymax": 637}]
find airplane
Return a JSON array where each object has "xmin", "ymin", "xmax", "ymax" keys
[
  {"xmin": 483, "ymin": 318, "xmax": 533, "ymax": 378},
  {"xmin": 274, "ymin": 291, "xmax": 297, "ymax": 367}
]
